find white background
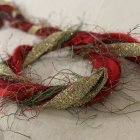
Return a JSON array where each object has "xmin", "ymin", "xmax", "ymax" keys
[{"xmin": 0, "ymin": 0, "xmax": 140, "ymax": 140}]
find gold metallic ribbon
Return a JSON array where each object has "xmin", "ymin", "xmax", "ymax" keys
[
  {"xmin": 0, "ymin": 63, "xmax": 15, "ymax": 77},
  {"xmin": 74, "ymin": 68, "xmax": 107, "ymax": 107},
  {"xmin": 75, "ymin": 43, "xmax": 140, "ymax": 57},
  {"xmin": 92, "ymin": 43, "xmax": 140, "ymax": 57},
  {"xmin": 106, "ymin": 43, "xmax": 140, "ymax": 57},
  {"xmin": 43, "ymin": 68, "xmax": 107, "ymax": 109},
  {"xmin": 28, "ymin": 24, "xmax": 47, "ymax": 34},
  {"xmin": 23, "ymin": 30, "xmax": 75, "ymax": 67},
  {"xmin": 0, "ymin": 63, "xmax": 26, "ymax": 81}
]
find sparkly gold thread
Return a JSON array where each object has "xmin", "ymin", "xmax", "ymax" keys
[
  {"xmin": 23, "ymin": 30, "xmax": 75, "ymax": 67},
  {"xmin": 23, "ymin": 31, "xmax": 63, "ymax": 67},
  {"xmin": 74, "ymin": 68, "xmax": 108, "ymax": 107},
  {"xmin": 0, "ymin": 63, "xmax": 14, "ymax": 77},
  {"xmin": 28, "ymin": 24, "xmax": 45, "ymax": 34},
  {"xmin": 74, "ymin": 43, "xmax": 140, "ymax": 57},
  {"xmin": 43, "ymin": 68, "xmax": 107, "ymax": 109},
  {"xmin": 0, "ymin": 63, "xmax": 27, "ymax": 81},
  {"xmin": 106, "ymin": 43, "xmax": 140, "ymax": 57},
  {"xmin": 12, "ymin": 10, "xmax": 19, "ymax": 18}
]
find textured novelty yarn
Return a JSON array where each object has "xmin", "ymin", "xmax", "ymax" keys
[{"xmin": 0, "ymin": 1, "xmax": 140, "ymax": 109}]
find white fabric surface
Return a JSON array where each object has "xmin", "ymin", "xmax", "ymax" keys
[{"xmin": 0, "ymin": 0, "xmax": 140, "ymax": 140}]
